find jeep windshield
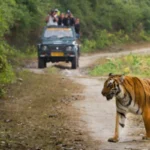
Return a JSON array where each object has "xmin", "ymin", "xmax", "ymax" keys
[{"xmin": 43, "ymin": 27, "xmax": 74, "ymax": 39}]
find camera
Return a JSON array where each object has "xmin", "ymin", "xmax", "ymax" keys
[{"xmin": 53, "ymin": 18, "xmax": 56, "ymax": 22}]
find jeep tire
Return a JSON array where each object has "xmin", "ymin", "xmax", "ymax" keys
[
  {"xmin": 38, "ymin": 57, "xmax": 46, "ymax": 68},
  {"xmin": 71, "ymin": 55, "xmax": 78, "ymax": 69}
]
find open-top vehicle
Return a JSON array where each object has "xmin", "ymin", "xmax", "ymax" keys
[{"xmin": 37, "ymin": 26, "xmax": 80, "ymax": 69}]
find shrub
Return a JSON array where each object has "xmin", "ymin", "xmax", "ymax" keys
[
  {"xmin": 95, "ymin": 30, "xmax": 112, "ymax": 49},
  {"xmin": 82, "ymin": 30, "xmax": 131, "ymax": 52},
  {"xmin": 0, "ymin": 42, "xmax": 16, "ymax": 97},
  {"xmin": 0, "ymin": 55, "xmax": 7, "ymax": 73},
  {"xmin": 139, "ymin": 30, "xmax": 150, "ymax": 41},
  {"xmin": 82, "ymin": 39, "xmax": 97, "ymax": 53}
]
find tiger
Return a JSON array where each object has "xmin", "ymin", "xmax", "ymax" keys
[{"xmin": 101, "ymin": 73, "xmax": 150, "ymax": 142}]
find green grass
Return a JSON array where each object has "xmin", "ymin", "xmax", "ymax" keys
[{"xmin": 90, "ymin": 54, "xmax": 150, "ymax": 77}]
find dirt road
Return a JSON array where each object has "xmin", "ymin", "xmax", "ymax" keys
[{"xmin": 60, "ymin": 48, "xmax": 150, "ymax": 150}]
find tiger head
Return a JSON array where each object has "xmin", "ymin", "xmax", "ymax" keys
[{"xmin": 101, "ymin": 73, "xmax": 124, "ymax": 100}]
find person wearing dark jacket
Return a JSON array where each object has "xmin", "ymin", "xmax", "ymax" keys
[
  {"xmin": 58, "ymin": 13, "xmax": 65, "ymax": 26},
  {"xmin": 75, "ymin": 18, "xmax": 80, "ymax": 39},
  {"xmin": 63, "ymin": 10, "xmax": 75, "ymax": 26}
]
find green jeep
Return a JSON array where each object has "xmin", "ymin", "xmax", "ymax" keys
[{"xmin": 37, "ymin": 26, "xmax": 80, "ymax": 69}]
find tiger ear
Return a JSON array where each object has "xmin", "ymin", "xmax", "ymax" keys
[
  {"xmin": 120, "ymin": 75, "xmax": 124, "ymax": 83},
  {"xmin": 109, "ymin": 73, "xmax": 113, "ymax": 77}
]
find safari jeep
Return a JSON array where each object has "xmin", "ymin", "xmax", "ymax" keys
[{"xmin": 37, "ymin": 26, "xmax": 80, "ymax": 69}]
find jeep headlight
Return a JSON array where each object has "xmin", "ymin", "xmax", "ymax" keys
[
  {"xmin": 42, "ymin": 45, "xmax": 48, "ymax": 51},
  {"xmin": 66, "ymin": 46, "xmax": 72, "ymax": 51},
  {"xmin": 72, "ymin": 41, "xmax": 76, "ymax": 45}
]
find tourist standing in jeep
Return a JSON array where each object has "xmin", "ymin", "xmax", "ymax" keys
[
  {"xmin": 63, "ymin": 10, "xmax": 75, "ymax": 26},
  {"xmin": 58, "ymin": 13, "xmax": 65, "ymax": 26},
  {"xmin": 45, "ymin": 10, "xmax": 58, "ymax": 26}
]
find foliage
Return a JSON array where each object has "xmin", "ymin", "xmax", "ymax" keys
[
  {"xmin": 82, "ymin": 30, "xmax": 131, "ymax": 51},
  {"xmin": 0, "ymin": 0, "xmax": 16, "ymax": 37},
  {"xmin": 90, "ymin": 54, "xmax": 150, "ymax": 77},
  {"xmin": 0, "ymin": 42, "xmax": 16, "ymax": 97},
  {"xmin": 54, "ymin": 0, "xmax": 150, "ymax": 51},
  {"xmin": 1, "ymin": 0, "xmax": 150, "ymax": 46},
  {"xmin": 138, "ymin": 30, "xmax": 150, "ymax": 41},
  {"xmin": 1, "ymin": 0, "xmax": 150, "ymax": 50},
  {"xmin": 0, "ymin": 0, "xmax": 55, "ymax": 48},
  {"xmin": 54, "ymin": 0, "xmax": 150, "ymax": 36},
  {"xmin": 0, "ymin": 42, "xmax": 15, "ymax": 83},
  {"xmin": 82, "ymin": 39, "xmax": 97, "ymax": 53},
  {"xmin": 0, "ymin": 0, "xmax": 56, "ymax": 97}
]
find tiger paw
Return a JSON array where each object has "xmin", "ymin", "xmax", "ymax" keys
[
  {"xmin": 108, "ymin": 137, "xmax": 119, "ymax": 143},
  {"xmin": 142, "ymin": 136, "xmax": 150, "ymax": 140}
]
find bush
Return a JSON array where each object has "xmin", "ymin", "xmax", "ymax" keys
[
  {"xmin": 139, "ymin": 30, "xmax": 150, "ymax": 41},
  {"xmin": 0, "ymin": 62, "xmax": 15, "ymax": 85},
  {"xmin": 0, "ymin": 56, "xmax": 7, "ymax": 73},
  {"xmin": 0, "ymin": 42, "xmax": 16, "ymax": 97},
  {"xmin": 82, "ymin": 30, "xmax": 131, "ymax": 52},
  {"xmin": 82, "ymin": 39, "xmax": 97, "ymax": 53},
  {"xmin": 95, "ymin": 30, "xmax": 112, "ymax": 49},
  {"xmin": 0, "ymin": 58, "xmax": 15, "ymax": 98}
]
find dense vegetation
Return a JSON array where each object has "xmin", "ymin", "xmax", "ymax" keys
[
  {"xmin": 54, "ymin": 0, "xmax": 150, "ymax": 51},
  {"xmin": 2, "ymin": 0, "xmax": 150, "ymax": 50},
  {"xmin": 0, "ymin": 0, "xmax": 54, "ymax": 96},
  {"xmin": 1, "ymin": 0, "xmax": 150, "ymax": 96}
]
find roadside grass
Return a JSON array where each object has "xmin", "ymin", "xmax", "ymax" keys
[
  {"xmin": 0, "ymin": 70, "xmax": 99, "ymax": 150},
  {"xmin": 89, "ymin": 54, "xmax": 150, "ymax": 78}
]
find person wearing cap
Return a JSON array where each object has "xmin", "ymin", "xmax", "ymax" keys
[
  {"xmin": 67, "ymin": 10, "xmax": 71, "ymax": 14},
  {"xmin": 54, "ymin": 8, "xmax": 60, "ymax": 16},
  {"xmin": 63, "ymin": 10, "xmax": 75, "ymax": 26},
  {"xmin": 45, "ymin": 10, "xmax": 58, "ymax": 26}
]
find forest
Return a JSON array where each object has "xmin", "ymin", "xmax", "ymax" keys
[{"xmin": 1, "ymin": 0, "xmax": 150, "ymax": 96}]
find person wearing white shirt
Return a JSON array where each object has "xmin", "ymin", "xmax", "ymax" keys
[{"xmin": 45, "ymin": 10, "xmax": 58, "ymax": 26}]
